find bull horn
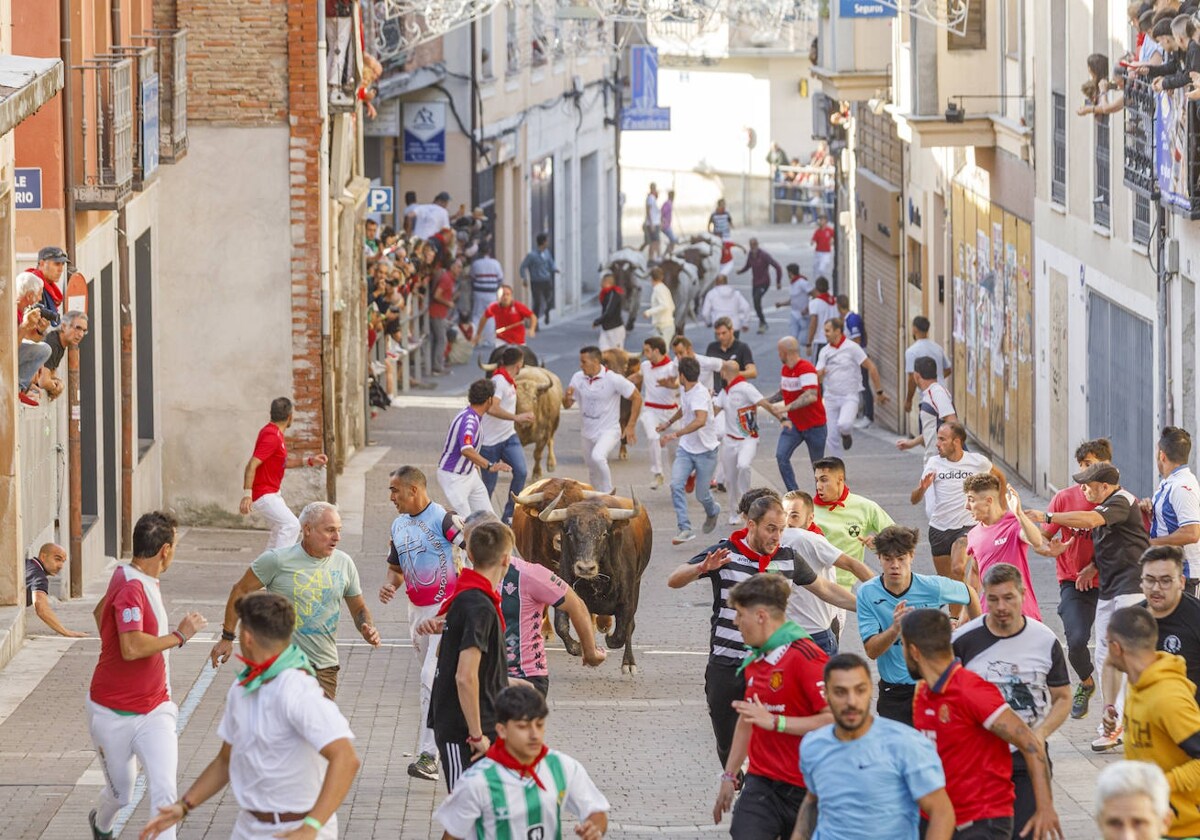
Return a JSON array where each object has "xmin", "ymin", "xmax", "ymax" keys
[
  {"xmin": 579, "ymin": 490, "xmax": 608, "ymax": 499},
  {"xmin": 512, "ymin": 490, "xmax": 545, "ymax": 506},
  {"xmin": 608, "ymin": 507, "xmax": 638, "ymax": 521},
  {"xmin": 538, "ymin": 489, "xmax": 567, "ymax": 521},
  {"xmin": 541, "ymin": 508, "xmax": 569, "ymax": 523},
  {"xmin": 478, "ymin": 358, "xmax": 499, "ymax": 373}
]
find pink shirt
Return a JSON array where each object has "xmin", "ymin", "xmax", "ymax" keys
[
  {"xmin": 501, "ymin": 558, "xmax": 569, "ymax": 679},
  {"xmin": 966, "ymin": 512, "xmax": 1042, "ymax": 620}
]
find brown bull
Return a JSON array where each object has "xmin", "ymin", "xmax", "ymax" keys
[
  {"xmin": 511, "ymin": 477, "xmax": 652, "ymax": 673},
  {"xmin": 512, "ymin": 366, "xmax": 562, "ymax": 481}
]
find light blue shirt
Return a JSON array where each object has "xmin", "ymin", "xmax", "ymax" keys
[
  {"xmin": 801, "ymin": 717, "xmax": 945, "ymax": 840},
  {"xmin": 856, "ymin": 572, "xmax": 971, "ymax": 684}
]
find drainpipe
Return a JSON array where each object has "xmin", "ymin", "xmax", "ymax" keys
[
  {"xmin": 112, "ymin": 0, "xmax": 134, "ymax": 557},
  {"xmin": 612, "ymin": 22, "xmax": 622, "ymax": 249},
  {"xmin": 317, "ymin": 11, "xmax": 336, "ymax": 503},
  {"xmin": 62, "ymin": 0, "xmax": 81, "ymax": 595}
]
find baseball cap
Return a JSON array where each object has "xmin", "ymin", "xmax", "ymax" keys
[
  {"xmin": 435, "ymin": 191, "xmax": 452, "ymax": 202},
  {"xmin": 1073, "ymin": 462, "xmax": 1121, "ymax": 486},
  {"xmin": 38, "ymin": 246, "xmax": 69, "ymax": 263}
]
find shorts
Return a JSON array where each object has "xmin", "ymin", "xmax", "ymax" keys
[
  {"xmin": 643, "ymin": 223, "xmax": 661, "ymax": 244},
  {"xmin": 928, "ymin": 524, "xmax": 974, "ymax": 557},
  {"xmin": 315, "ymin": 666, "xmax": 339, "ymax": 700}
]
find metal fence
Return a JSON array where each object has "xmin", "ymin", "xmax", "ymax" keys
[
  {"xmin": 1094, "ymin": 113, "xmax": 1111, "ymax": 230},
  {"xmin": 768, "ymin": 164, "xmax": 835, "ymax": 223}
]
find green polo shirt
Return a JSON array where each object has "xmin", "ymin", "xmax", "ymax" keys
[{"xmin": 813, "ymin": 492, "xmax": 894, "ymax": 586}]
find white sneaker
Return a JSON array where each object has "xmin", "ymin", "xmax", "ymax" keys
[
  {"xmin": 672, "ymin": 530, "xmax": 696, "ymax": 545},
  {"xmin": 728, "ymin": 513, "xmax": 744, "ymax": 526},
  {"xmin": 1091, "ymin": 727, "xmax": 1124, "ymax": 752},
  {"xmin": 853, "ymin": 417, "xmax": 872, "ymax": 429}
]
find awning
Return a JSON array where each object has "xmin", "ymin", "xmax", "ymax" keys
[{"xmin": 0, "ymin": 55, "xmax": 64, "ymax": 137}]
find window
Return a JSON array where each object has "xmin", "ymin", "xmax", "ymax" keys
[
  {"xmin": 1052, "ymin": 92, "xmax": 1066, "ymax": 205},
  {"xmin": 480, "ymin": 12, "xmax": 495, "ymax": 79},
  {"xmin": 948, "ymin": 0, "xmax": 986, "ymax": 50},
  {"xmin": 1133, "ymin": 192, "xmax": 1152, "ymax": 246},
  {"xmin": 1004, "ymin": 0, "xmax": 1021, "ymax": 58},
  {"xmin": 506, "ymin": 1, "xmax": 520, "ymax": 75},
  {"xmin": 1094, "ymin": 115, "xmax": 1111, "ymax": 229}
]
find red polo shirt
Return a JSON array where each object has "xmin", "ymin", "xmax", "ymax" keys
[
  {"xmin": 486, "ymin": 300, "xmax": 533, "ymax": 345},
  {"xmin": 780, "ymin": 360, "xmax": 826, "ymax": 431},
  {"xmin": 251, "ymin": 423, "xmax": 287, "ymax": 500},
  {"xmin": 742, "ymin": 638, "xmax": 829, "ymax": 788}
]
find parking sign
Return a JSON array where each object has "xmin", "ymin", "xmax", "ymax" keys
[{"xmin": 367, "ymin": 186, "xmax": 394, "ymax": 214}]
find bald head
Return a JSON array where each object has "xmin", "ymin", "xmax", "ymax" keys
[
  {"xmin": 720, "ymin": 359, "xmax": 741, "ymax": 381},
  {"xmin": 37, "ymin": 543, "xmax": 67, "ymax": 575},
  {"xmin": 778, "ymin": 335, "xmax": 800, "ymax": 363}
]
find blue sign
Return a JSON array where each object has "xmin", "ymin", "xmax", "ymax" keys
[
  {"xmin": 141, "ymin": 75, "xmax": 160, "ymax": 179},
  {"xmin": 14, "ymin": 168, "xmax": 41, "ymax": 210},
  {"xmin": 621, "ymin": 45, "xmax": 671, "ymax": 131},
  {"xmin": 403, "ymin": 102, "xmax": 446, "ymax": 164},
  {"xmin": 367, "ymin": 186, "xmax": 394, "ymax": 214},
  {"xmin": 839, "ymin": 0, "xmax": 897, "ymax": 17}
]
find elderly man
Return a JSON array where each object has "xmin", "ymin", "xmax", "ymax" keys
[
  {"xmin": 36, "ymin": 310, "xmax": 88, "ymax": 401},
  {"xmin": 209, "ymin": 502, "xmax": 381, "ymax": 700},
  {"xmin": 15, "ymin": 271, "xmax": 52, "ymax": 406},
  {"xmin": 25, "ymin": 543, "xmax": 86, "ymax": 637}
]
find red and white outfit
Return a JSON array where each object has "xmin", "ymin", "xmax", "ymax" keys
[
  {"xmin": 714, "ymin": 376, "xmax": 765, "ymax": 522},
  {"xmin": 250, "ymin": 423, "xmax": 299, "ymax": 550},
  {"xmin": 485, "ymin": 301, "xmax": 534, "ymax": 346},
  {"xmin": 811, "ymin": 225, "xmax": 835, "ymax": 279},
  {"xmin": 88, "ymin": 564, "xmax": 179, "ymax": 839},
  {"xmin": 567, "ymin": 367, "xmax": 636, "ymax": 494},
  {"xmin": 718, "ymin": 240, "xmax": 740, "ymax": 278},
  {"xmin": 638, "ymin": 356, "xmax": 678, "ymax": 478},
  {"xmin": 815, "ymin": 338, "xmax": 867, "ymax": 455},
  {"xmin": 780, "ymin": 360, "xmax": 826, "ymax": 433}
]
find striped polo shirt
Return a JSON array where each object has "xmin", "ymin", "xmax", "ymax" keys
[
  {"xmin": 688, "ymin": 530, "xmax": 819, "ymax": 664},
  {"xmin": 1152, "ymin": 466, "xmax": 1200, "ymax": 577},
  {"xmin": 471, "ymin": 256, "xmax": 504, "ymax": 296},
  {"xmin": 438, "ymin": 407, "xmax": 481, "ymax": 475}
]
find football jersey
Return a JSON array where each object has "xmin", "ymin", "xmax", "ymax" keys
[
  {"xmin": 714, "ymin": 377, "xmax": 765, "ymax": 439},
  {"xmin": 742, "ymin": 638, "xmax": 829, "ymax": 788},
  {"xmin": 90, "ymin": 564, "xmax": 172, "ymax": 713},
  {"xmin": 1151, "ymin": 466, "xmax": 1200, "ymax": 577}
]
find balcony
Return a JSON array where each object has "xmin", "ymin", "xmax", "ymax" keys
[
  {"xmin": 74, "ymin": 56, "xmax": 133, "ymax": 210},
  {"xmin": 1124, "ymin": 74, "xmax": 1200, "ymax": 220},
  {"xmin": 134, "ymin": 29, "xmax": 188, "ymax": 163},
  {"xmin": 107, "ymin": 45, "xmax": 159, "ymax": 191}
]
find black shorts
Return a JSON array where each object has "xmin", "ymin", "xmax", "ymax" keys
[{"xmin": 928, "ymin": 524, "xmax": 974, "ymax": 557}]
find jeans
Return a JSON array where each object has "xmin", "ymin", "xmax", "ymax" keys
[
  {"xmin": 18, "ymin": 340, "xmax": 50, "ymax": 390},
  {"xmin": 809, "ymin": 627, "xmax": 838, "ymax": 656},
  {"xmin": 430, "ymin": 316, "xmax": 449, "ymax": 372},
  {"xmin": 752, "ymin": 285, "xmax": 769, "ymax": 327},
  {"xmin": 776, "ymin": 423, "xmax": 829, "ymax": 491},
  {"xmin": 671, "ymin": 446, "xmax": 719, "ymax": 531},
  {"xmin": 479, "ymin": 434, "xmax": 528, "ymax": 521},
  {"xmin": 1057, "ymin": 582, "xmax": 1099, "ymax": 682},
  {"xmin": 530, "ymin": 281, "xmax": 554, "ymax": 321}
]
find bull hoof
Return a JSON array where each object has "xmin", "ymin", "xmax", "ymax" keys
[
  {"xmin": 618, "ymin": 447, "xmax": 628, "ymax": 461},
  {"xmin": 531, "ymin": 468, "xmax": 543, "ymax": 482},
  {"xmin": 562, "ymin": 636, "xmax": 582, "ymax": 657},
  {"xmin": 621, "ymin": 663, "xmax": 638, "ymax": 675}
]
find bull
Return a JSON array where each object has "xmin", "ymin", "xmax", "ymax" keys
[
  {"xmin": 606, "ymin": 248, "xmax": 648, "ymax": 331},
  {"xmin": 511, "ymin": 478, "xmax": 652, "ymax": 673},
  {"xmin": 477, "ymin": 360, "xmax": 563, "ymax": 481},
  {"xmin": 483, "ymin": 344, "xmax": 540, "ymax": 369},
  {"xmin": 600, "ymin": 347, "xmax": 639, "ymax": 461}
]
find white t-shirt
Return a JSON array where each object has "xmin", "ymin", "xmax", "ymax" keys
[
  {"xmin": 789, "ymin": 276, "xmax": 814, "ymax": 319},
  {"xmin": 691, "ymin": 353, "xmax": 725, "ymax": 385},
  {"xmin": 646, "ymin": 194, "xmax": 662, "ymax": 226},
  {"xmin": 807, "ymin": 296, "xmax": 839, "ymax": 337},
  {"xmin": 568, "ymin": 368, "xmax": 637, "ymax": 440},
  {"xmin": 924, "ymin": 451, "xmax": 993, "ymax": 531},
  {"xmin": 917, "ymin": 382, "xmax": 956, "ymax": 460},
  {"xmin": 480, "ymin": 371, "xmax": 518, "ymax": 446},
  {"xmin": 678, "ymin": 383, "xmax": 719, "ymax": 454},
  {"xmin": 905, "ymin": 337, "xmax": 949, "ymax": 382},
  {"xmin": 640, "ymin": 358, "xmax": 679, "ymax": 409},
  {"xmin": 218, "ymin": 668, "xmax": 355, "ymax": 813},
  {"xmin": 713, "ymin": 379, "xmax": 765, "ymax": 439},
  {"xmin": 782, "ymin": 527, "xmax": 844, "ymax": 633},
  {"xmin": 816, "ymin": 339, "xmax": 868, "ymax": 398},
  {"xmin": 410, "ymin": 203, "xmax": 451, "ymax": 239}
]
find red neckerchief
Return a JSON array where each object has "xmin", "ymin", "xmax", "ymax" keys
[
  {"xmin": 724, "ymin": 375, "xmax": 746, "ymax": 392},
  {"xmin": 587, "ymin": 366, "xmax": 608, "ymax": 384},
  {"xmin": 599, "ymin": 286, "xmax": 622, "ymax": 303},
  {"xmin": 485, "ymin": 739, "xmax": 550, "ymax": 789},
  {"xmin": 816, "ymin": 292, "xmax": 836, "ymax": 306},
  {"xmin": 729, "ymin": 527, "xmax": 778, "ymax": 573},
  {"xmin": 234, "ymin": 649, "xmax": 283, "ymax": 687},
  {"xmin": 829, "ymin": 336, "xmax": 846, "ymax": 350},
  {"xmin": 494, "ymin": 367, "xmax": 515, "ymax": 386},
  {"xmin": 651, "ymin": 356, "xmax": 672, "ymax": 368},
  {"xmin": 436, "ymin": 568, "xmax": 505, "ymax": 631},
  {"xmin": 807, "ymin": 522, "xmax": 825, "ymax": 536},
  {"xmin": 29, "ymin": 268, "xmax": 64, "ymax": 305},
  {"xmin": 814, "ymin": 485, "xmax": 850, "ymax": 511}
]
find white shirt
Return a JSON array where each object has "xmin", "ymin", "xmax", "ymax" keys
[
  {"xmin": 568, "ymin": 368, "xmax": 637, "ymax": 440},
  {"xmin": 924, "ymin": 451, "xmax": 993, "ymax": 531},
  {"xmin": 905, "ymin": 337, "xmax": 949, "ymax": 382},
  {"xmin": 789, "ymin": 276, "xmax": 814, "ymax": 319},
  {"xmin": 714, "ymin": 379, "xmax": 765, "ymax": 439},
  {"xmin": 782, "ymin": 527, "xmax": 844, "ymax": 633},
  {"xmin": 816, "ymin": 339, "xmax": 868, "ymax": 398},
  {"xmin": 646, "ymin": 193, "xmax": 662, "ymax": 226},
  {"xmin": 1152, "ymin": 466, "xmax": 1200, "ymax": 576},
  {"xmin": 691, "ymin": 353, "xmax": 725, "ymax": 384},
  {"xmin": 218, "ymin": 668, "xmax": 355, "ymax": 813},
  {"xmin": 917, "ymin": 382, "xmax": 956, "ymax": 461},
  {"xmin": 640, "ymin": 358, "xmax": 679, "ymax": 409},
  {"xmin": 807, "ymin": 296, "xmax": 839, "ymax": 337},
  {"xmin": 480, "ymin": 371, "xmax": 518, "ymax": 446},
  {"xmin": 702, "ymin": 285, "xmax": 753, "ymax": 331},
  {"xmin": 646, "ymin": 282, "xmax": 675, "ymax": 327},
  {"xmin": 410, "ymin": 203, "xmax": 451, "ymax": 239},
  {"xmin": 678, "ymin": 383, "xmax": 719, "ymax": 454}
]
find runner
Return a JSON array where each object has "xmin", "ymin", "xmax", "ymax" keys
[
  {"xmin": 631, "ymin": 336, "xmax": 678, "ymax": 490},
  {"xmin": 434, "ymin": 685, "xmax": 610, "ymax": 840},
  {"xmin": 794, "ymin": 653, "xmax": 955, "ymax": 840},
  {"xmin": 963, "ymin": 473, "xmax": 1043, "ymax": 618},
  {"xmin": 1147, "ymin": 427, "xmax": 1200, "ymax": 590},
  {"xmin": 712, "ymin": 574, "xmax": 831, "ymax": 839},
  {"xmin": 804, "ymin": 277, "xmax": 839, "ymax": 361},
  {"xmin": 903, "ymin": 315, "xmax": 952, "ymax": 412},
  {"xmin": 816, "ymin": 317, "xmax": 888, "ymax": 454},
  {"xmin": 593, "ymin": 272, "xmax": 626, "ymax": 351},
  {"xmin": 811, "ymin": 213, "xmax": 835, "ymax": 279},
  {"xmin": 1138, "ymin": 546, "xmax": 1200, "ymax": 700},
  {"xmin": 378, "ymin": 466, "xmax": 465, "ymax": 782},
  {"xmin": 856, "ymin": 525, "xmax": 979, "ymax": 726},
  {"xmin": 776, "ymin": 263, "xmax": 812, "ymax": 342},
  {"xmin": 137, "ymin": 592, "xmax": 359, "ymax": 840},
  {"xmin": 670, "ymin": 335, "xmax": 725, "ymax": 387},
  {"xmin": 562, "ymin": 346, "xmax": 641, "ymax": 495},
  {"xmin": 87, "ymin": 512, "xmax": 207, "ymax": 840},
  {"xmin": 473, "ymin": 284, "xmax": 536, "ymax": 349},
  {"xmin": 895, "ymin": 356, "xmax": 958, "ymax": 462},
  {"xmin": 811, "ymin": 456, "xmax": 894, "ymax": 589},
  {"xmin": 954, "ymin": 563, "xmax": 1073, "ymax": 835},
  {"xmin": 659, "ymin": 356, "xmax": 721, "ymax": 544},
  {"xmin": 706, "ymin": 317, "xmax": 758, "ymax": 392},
  {"xmin": 479, "ymin": 347, "xmax": 536, "ymax": 524},
  {"xmin": 667, "ymin": 494, "xmax": 855, "ymax": 769},
  {"xmin": 239, "ymin": 397, "xmax": 328, "ymax": 550},
  {"xmin": 644, "ymin": 266, "xmax": 677, "ymax": 345},
  {"xmin": 712, "ymin": 359, "xmax": 786, "ymax": 525},
  {"xmin": 774, "ymin": 336, "xmax": 827, "ymax": 492},
  {"xmin": 437, "ymin": 379, "xmax": 509, "ymax": 516},
  {"xmin": 904, "ymin": 608, "xmax": 1063, "ymax": 840}
]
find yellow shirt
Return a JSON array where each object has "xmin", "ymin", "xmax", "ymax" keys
[{"xmin": 1124, "ymin": 651, "xmax": 1200, "ymax": 838}]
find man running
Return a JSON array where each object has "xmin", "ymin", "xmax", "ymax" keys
[
  {"xmin": 670, "ymin": 335, "xmax": 724, "ymax": 385},
  {"xmin": 474, "ymin": 284, "xmax": 537, "ymax": 349},
  {"xmin": 379, "ymin": 466, "xmax": 465, "ymax": 782},
  {"xmin": 963, "ymin": 473, "xmax": 1043, "ymax": 617},
  {"xmin": 817, "ymin": 317, "xmax": 888, "ymax": 453},
  {"xmin": 712, "ymin": 574, "xmax": 831, "ymax": 838},
  {"xmin": 628, "ymin": 336, "xmax": 678, "ymax": 490},
  {"xmin": 438, "ymin": 379, "xmax": 509, "ymax": 516},
  {"xmin": 563, "ymin": 346, "xmax": 641, "ymax": 495},
  {"xmin": 660, "ymin": 356, "xmax": 722, "ymax": 544},
  {"xmin": 903, "ymin": 315, "xmax": 951, "ymax": 412},
  {"xmin": 810, "ymin": 213, "xmax": 834, "ymax": 279},
  {"xmin": 594, "ymin": 272, "xmax": 626, "ymax": 351},
  {"xmin": 239, "ymin": 397, "xmax": 328, "ymax": 550},
  {"xmin": 735, "ymin": 238, "xmax": 783, "ymax": 334},
  {"xmin": 209, "ymin": 502, "xmax": 380, "ymax": 700},
  {"xmin": 701, "ymin": 275, "xmax": 754, "ymax": 335},
  {"xmin": 895, "ymin": 356, "xmax": 957, "ymax": 462},
  {"xmin": 435, "ymin": 685, "xmax": 610, "ymax": 840},
  {"xmin": 1139, "ymin": 546, "xmax": 1200, "ymax": 700},
  {"xmin": 88, "ymin": 512, "xmax": 207, "ymax": 840},
  {"xmin": 469, "ymin": 250, "xmax": 504, "ymax": 347},
  {"xmin": 794, "ymin": 653, "xmax": 955, "ymax": 840},
  {"xmin": 954, "ymin": 564, "xmax": 1073, "ymax": 835},
  {"xmin": 479, "ymin": 347, "xmax": 535, "ymax": 524},
  {"xmin": 777, "ymin": 263, "xmax": 813, "ymax": 341},
  {"xmin": 1148, "ymin": 427, "xmax": 1200, "ymax": 590},
  {"xmin": 713, "ymin": 359, "xmax": 785, "ymax": 525},
  {"xmin": 644, "ymin": 266, "xmax": 676, "ymax": 345},
  {"xmin": 804, "ymin": 277, "xmax": 839, "ymax": 361},
  {"xmin": 812, "ymin": 456, "xmax": 894, "ymax": 589},
  {"xmin": 706, "ymin": 318, "xmax": 757, "ymax": 392},
  {"xmin": 668, "ymin": 495, "xmax": 855, "ymax": 769},
  {"xmin": 904, "ymin": 608, "xmax": 1063, "ymax": 840},
  {"xmin": 856, "ymin": 525, "xmax": 979, "ymax": 726},
  {"xmin": 138, "ymin": 592, "xmax": 359, "ymax": 840},
  {"xmin": 709, "ymin": 198, "xmax": 734, "ymax": 239},
  {"xmin": 775, "ymin": 336, "xmax": 827, "ymax": 492}
]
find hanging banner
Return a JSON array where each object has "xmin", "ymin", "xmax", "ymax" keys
[
  {"xmin": 403, "ymin": 101, "xmax": 446, "ymax": 164},
  {"xmin": 621, "ymin": 45, "xmax": 671, "ymax": 131}
]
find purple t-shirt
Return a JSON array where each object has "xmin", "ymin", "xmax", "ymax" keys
[
  {"xmin": 438, "ymin": 407, "xmax": 480, "ymax": 475},
  {"xmin": 661, "ymin": 199, "xmax": 673, "ymax": 229},
  {"xmin": 501, "ymin": 558, "xmax": 569, "ymax": 678},
  {"xmin": 966, "ymin": 512, "xmax": 1042, "ymax": 620}
]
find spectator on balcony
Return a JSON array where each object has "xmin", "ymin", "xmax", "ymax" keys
[
  {"xmin": 1142, "ymin": 14, "xmax": 1200, "ymax": 94},
  {"xmin": 408, "ymin": 192, "xmax": 454, "ymax": 240},
  {"xmin": 519, "ymin": 233, "xmax": 558, "ymax": 325},
  {"xmin": 325, "ymin": 0, "xmax": 356, "ymax": 106},
  {"xmin": 26, "ymin": 543, "xmax": 86, "ymax": 638},
  {"xmin": 28, "ymin": 246, "xmax": 67, "ymax": 327},
  {"xmin": 1079, "ymin": 53, "xmax": 1127, "ymax": 116},
  {"xmin": 16, "ymin": 271, "xmax": 51, "ymax": 407},
  {"xmin": 39, "ymin": 311, "xmax": 89, "ymax": 402}
]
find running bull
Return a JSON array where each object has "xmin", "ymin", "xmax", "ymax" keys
[
  {"xmin": 478, "ymin": 359, "xmax": 563, "ymax": 481},
  {"xmin": 511, "ymin": 478, "xmax": 652, "ymax": 673}
]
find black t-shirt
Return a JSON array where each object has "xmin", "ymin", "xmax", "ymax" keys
[
  {"xmin": 1091, "ymin": 488, "xmax": 1150, "ymax": 599},
  {"xmin": 705, "ymin": 339, "xmax": 755, "ymax": 391},
  {"xmin": 43, "ymin": 330, "xmax": 66, "ymax": 372},
  {"xmin": 25, "ymin": 557, "xmax": 49, "ymax": 607},
  {"xmin": 1142, "ymin": 593, "xmax": 1200, "ymax": 702},
  {"xmin": 428, "ymin": 589, "xmax": 508, "ymax": 742}
]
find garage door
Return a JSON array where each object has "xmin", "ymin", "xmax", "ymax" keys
[{"xmin": 861, "ymin": 238, "xmax": 902, "ymax": 432}]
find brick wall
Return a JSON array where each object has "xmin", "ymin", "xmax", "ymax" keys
[{"xmin": 178, "ymin": 0, "xmax": 289, "ymax": 124}]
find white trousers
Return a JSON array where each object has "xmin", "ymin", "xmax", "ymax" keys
[
  {"xmin": 653, "ymin": 319, "xmax": 676, "ymax": 347},
  {"xmin": 639, "ymin": 406, "xmax": 676, "ymax": 476},
  {"xmin": 1094, "ymin": 592, "xmax": 1144, "ymax": 718},
  {"xmin": 582, "ymin": 429, "xmax": 622, "ymax": 494},
  {"xmin": 598, "ymin": 325, "xmax": 626, "ymax": 351},
  {"xmin": 813, "ymin": 251, "xmax": 833, "ymax": 279},
  {"xmin": 234, "ymin": 810, "xmax": 338, "ymax": 839},
  {"xmin": 720, "ymin": 436, "xmax": 757, "ymax": 514},
  {"xmin": 87, "ymin": 698, "xmax": 179, "ymax": 839},
  {"xmin": 252, "ymin": 493, "xmax": 300, "ymax": 550},
  {"xmin": 437, "ymin": 469, "xmax": 495, "ymax": 516},
  {"xmin": 409, "ymin": 601, "xmax": 441, "ymax": 758},
  {"xmin": 823, "ymin": 392, "xmax": 860, "ymax": 455}
]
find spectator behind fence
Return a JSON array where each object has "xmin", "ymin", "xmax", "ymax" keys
[
  {"xmin": 26, "ymin": 543, "xmax": 87, "ymax": 637},
  {"xmin": 15, "ymin": 270, "xmax": 52, "ymax": 407}
]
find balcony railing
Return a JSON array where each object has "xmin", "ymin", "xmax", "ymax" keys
[
  {"xmin": 1095, "ymin": 114, "xmax": 1111, "ymax": 230},
  {"xmin": 134, "ymin": 29, "xmax": 188, "ymax": 163},
  {"xmin": 1124, "ymin": 74, "xmax": 1200, "ymax": 220},
  {"xmin": 108, "ymin": 45, "xmax": 159, "ymax": 190},
  {"xmin": 1051, "ymin": 92, "xmax": 1066, "ymax": 205},
  {"xmin": 1124, "ymin": 75, "xmax": 1155, "ymax": 197},
  {"xmin": 74, "ymin": 56, "xmax": 133, "ymax": 210}
]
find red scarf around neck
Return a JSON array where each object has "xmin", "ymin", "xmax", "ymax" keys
[
  {"xmin": 494, "ymin": 367, "xmax": 515, "ymax": 386},
  {"xmin": 729, "ymin": 527, "xmax": 778, "ymax": 573},
  {"xmin": 437, "ymin": 568, "xmax": 505, "ymax": 631},
  {"xmin": 599, "ymin": 286, "xmax": 622, "ymax": 303},
  {"xmin": 651, "ymin": 355, "xmax": 672, "ymax": 368},
  {"xmin": 829, "ymin": 336, "xmax": 846, "ymax": 350},
  {"xmin": 814, "ymin": 485, "xmax": 850, "ymax": 511},
  {"xmin": 724, "ymin": 375, "xmax": 746, "ymax": 392},
  {"xmin": 815, "ymin": 292, "xmax": 836, "ymax": 306},
  {"xmin": 807, "ymin": 521, "xmax": 825, "ymax": 536},
  {"xmin": 235, "ymin": 649, "xmax": 282, "ymax": 687},
  {"xmin": 486, "ymin": 739, "xmax": 550, "ymax": 789}
]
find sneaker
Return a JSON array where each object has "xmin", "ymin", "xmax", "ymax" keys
[
  {"xmin": 702, "ymin": 507, "xmax": 721, "ymax": 534},
  {"xmin": 89, "ymin": 809, "xmax": 114, "ymax": 840},
  {"xmin": 651, "ymin": 473, "xmax": 664, "ymax": 490},
  {"xmin": 841, "ymin": 433, "xmax": 853, "ymax": 450},
  {"xmin": 408, "ymin": 752, "xmax": 440, "ymax": 781},
  {"xmin": 710, "ymin": 481, "xmax": 727, "ymax": 493},
  {"xmin": 756, "ymin": 323, "xmax": 768, "ymax": 334},
  {"xmin": 1091, "ymin": 728, "xmax": 1124, "ymax": 752},
  {"xmin": 1071, "ymin": 681, "xmax": 1095, "ymax": 719},
  {"xmin": 727, "ymin": 513, "xmax": 744, "ymax": 526},
  {"xmin": 685, "ymin": 471, "xmax": 696, "ymax": 494},
  {"xmin": 853, "ymin": 416, "xmax": 872, "ymax": 429},
  {"xmin": 672, "ymin": 529, "xmax": 696, "ymax": 545}
]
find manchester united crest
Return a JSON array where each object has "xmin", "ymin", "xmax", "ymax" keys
[{"xmin": 769, "ymin": 670, "xmax": 785, "ymax": 691}]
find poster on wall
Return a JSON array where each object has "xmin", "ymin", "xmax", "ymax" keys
[
  {"xmin": 403, "ymin": 102, "xmax": 446, "ymax": 164},
  {"xmin": 966, "ymin": 279, "xmax": 977, "ymax": 397},
  {"xmin": 953, "ymin": 276, "xmax": 965, "ymax": 341}
]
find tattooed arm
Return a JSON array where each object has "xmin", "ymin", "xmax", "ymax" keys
[
  {"xmin": 988, "ymin": 708, "xmax": 1063, "ymax": 840},
  {"xmin": 345, "ymin": 594, "xmax": 381, "ymax": 647}
]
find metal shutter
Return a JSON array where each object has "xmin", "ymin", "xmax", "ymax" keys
[{"xmin": 861, "ymin": 238, "xmax": 902, "ymax": 433}]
